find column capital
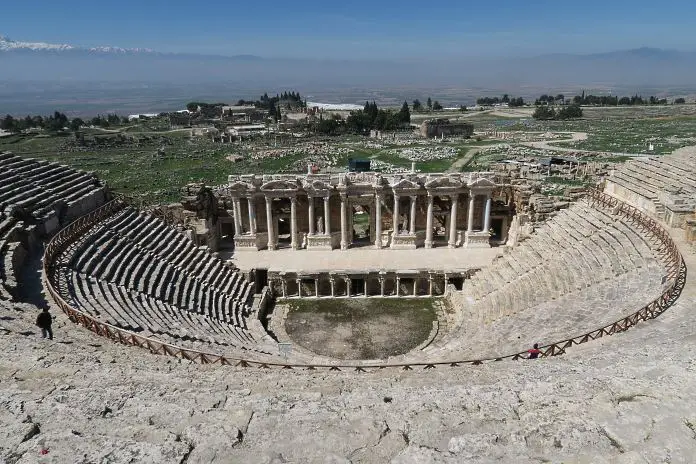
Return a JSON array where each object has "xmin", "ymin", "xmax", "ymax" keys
[{"xmin": 409, "ymin": 194, "xmax": 417, "ymax": 200}]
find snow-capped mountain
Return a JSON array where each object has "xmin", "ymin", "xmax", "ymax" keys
[
  {"xmin": 0, "ymin": 35, "xmax": 153, "ymax": 54},
  {"xmin": 0, "ymin": 35, "xmax": 74, "ymax": 51}
]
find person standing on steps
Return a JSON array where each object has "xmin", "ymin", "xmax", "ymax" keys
[
  {"xmin": 36, "ymin": 307, "xmax": 53, "ymax": 340},
  {"xmin": 527, "ymin": 343, "xmax": 541, "ymax": 359}
]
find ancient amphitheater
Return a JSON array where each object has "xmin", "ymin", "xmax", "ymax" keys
[{"xmin": 2, "ymin": 148, "xmax": 696, "ymax": 463}]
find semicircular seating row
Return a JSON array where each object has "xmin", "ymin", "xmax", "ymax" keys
[
  {"xmin": 54, "ymin": 197, "xmax": 668, "ymax": 365},
  {"xmin": 415, "ymin": 199, "xmax": 667, "ymax": 361},
  {"xmin": 54, "ymin": 206, "xmax": 306, "ymax": 359},
  {"xmin": 608, "ymin": 151, "xmax": 696, "ymax": 202},
  {"xmin": 0, "ymin": 152, "xmax": 106, "ymax": 300}
]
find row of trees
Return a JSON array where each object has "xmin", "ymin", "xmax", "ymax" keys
[
  {"xmin": 412, "ymin": 97, "xmax": 443, "ymax": 112},
  {"xmin": 476, "ymin": 95, "xmax": 525, "ymax": 107},
  {"xmin": 0, "ymin": 112, "xmax": 129, "ymax": 133},
  {"xmin": 309, "ymin": 101, "xmax": 411, "ymax": 135},
  {"xmin": 535, "ymin": 91, "xmax": 673, "ymax": 106},
  {"xmin": 532, "ymin": 104, "xmax": 583, "ymax": 120}
]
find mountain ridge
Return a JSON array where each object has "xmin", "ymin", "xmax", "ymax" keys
[{"xmin": 2, "ymin": 33, "xmax": 694, "ymax": 61}]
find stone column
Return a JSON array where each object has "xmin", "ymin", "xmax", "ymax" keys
[
  {"xmin": 329, "ymin": 277, "xmax": 335, "ymax": 297},
  {"xmin": 425, "ymin": 194, "xmax": 434, "ymax": 248},
  {"xmin": 323, "ymin": 196, "xmax": 331, "ymax": 236},
  {"xmin": 467, "ymin": 193, "xmax": 475, "ymax": 233},
  {"xmin": 281, "ymin": 278, "xmax": 287, "ymax": 298},
  {"xmin": 232, "ymin": 198, "xmax": 242, "ymax": 235},
  {"xmin": 374, "ymin": 193, "xmax": 382, "ymax": 249},
  {"xmin": 379, "ymin": 276, "xmax": 385, "ymax": 297},
  {"xmin": 449, "ymin": 194, "xmax": 459, "ymax": 248},
  {"xmin": 265, "ymin": 196, "xmax": 276, "ymax": 250},
  {"xmin": 247, "ymin": 197, "xmax": 257, "ymax": 234},
  {"xmin": 395, "ymin": 276, "xmax": 400, "ymax": 296},
  {"xmin": 296, "ymin": 279, "xmax": 302, "ymax": 298},
  {"xmin": 290, "ymin": 196, "xmax": 298, "ymax": 250},
  {"xmin": 308, "ymin": 196, "xmax": 315, "ymax": 235},
  {"xmin": 409, "ymin": 195, "xmax": 417, "ymax": 235},
  {"xmin": 340, "ymin": 194, "xmax": 348, "ymax": 250},
  {"xmin": 483, "ymin": 193, "xmax": 492, "ymax": 232},
  {"xmin": 363, "ymin": 277, "xmax": 368, "ymax": 297},
  {"xmin": 428, "ymin": 275, "xmax": 433, "ymax": 296},
  {"xmin": 314, "ymin": 278, "xmax": 319, "ymax": 297},
  {"xmin": 413, "ymin": 278, "xmax": 418, "ymax": 296},
  {"xmin": 345, "ymin": 277, "xmax": 351, "ymax": 297},
  {"xmin": 392, "ymin": 194, "xmax": 400, "ymax": 238}
]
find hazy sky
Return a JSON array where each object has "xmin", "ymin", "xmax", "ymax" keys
[{"xmin": 2, "ymin": 0, "xmax": 694, "ymax": 59}]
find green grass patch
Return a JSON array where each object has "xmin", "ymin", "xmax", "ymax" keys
[{"xmin": 285, "ymin": 297, "xmax": 438, "ymax": 360}]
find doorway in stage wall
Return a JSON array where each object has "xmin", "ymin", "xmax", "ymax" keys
[
  {"xmin": 491, "ymin": 218, "xmax": 503, "ymax": 245},
  {"xmin": 255, "ymin": 268, "xmax": 268, "ymax": 294},
  {"xmin": 351, "ymin": 205, "xmax": 372, "ymax": 247},
  {"xmin": 219, "ymin": 218, "xmax": 236, "ymax": 250}
]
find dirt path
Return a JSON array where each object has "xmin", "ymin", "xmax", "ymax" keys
[
  {"xmin": 520, "ymin": 131, "xmax": 588, "ymax": 151},
  {"xmin": 447, "ymin": 144, "xmax": 506, "ymax": 172}
]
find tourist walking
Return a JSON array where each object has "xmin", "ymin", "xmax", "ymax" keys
[
  {"xmin": 527, "ymin": 343, "xmax": 541, "ymax": 359},
  {"xmin": 36, "ymin": 308, "xmax": 54, "ymax": 340}
]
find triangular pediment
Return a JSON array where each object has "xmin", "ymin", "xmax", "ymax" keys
[
  {"xmin": 467, "ymin": 177, "xmax": 496, "ymax": 188},
  {"xmin": 390, "ymin": 178, "xmax": 420, "ymax": 189},
  {"xmin": 304, "ymin": 179, "xmax": 332, "ymax": 191},
  {"xmin": 424, "ymin": 177, "xmax": 463, "ymax": 189},
  {"xmin": 227, "ymin": 181, "xmax": 255, "ymax": 192},
  {"xmin": 261, "ymin": 180, "xmax": 299, "ymax": 191}
]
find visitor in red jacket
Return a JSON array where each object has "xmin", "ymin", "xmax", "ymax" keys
[{"xmin": 527, "ymin": 343, "xmax": 541, "ymax": 359}]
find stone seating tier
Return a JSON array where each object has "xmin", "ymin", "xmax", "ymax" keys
[
  {"xmin": 60, "ymin": 207, "xmax": 256, "ymax": 334},
  {"xmin": 609, "ymin": 153, "xmax": 696, "ymax": 202},
  {"xmin": 61, "ymin": 269, "xmax": 274, "ymax": 356},
  {"xmin": 442, "ymin": 201, "xmax": 664, "ymax": 336},
  {"xmin": 0, "ymin": 153, "xmax": 108, "ymax": 300}
]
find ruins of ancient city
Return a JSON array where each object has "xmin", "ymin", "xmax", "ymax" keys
[{"xmin": 3, "ymin": 91, "xmax": 696, "ymax": 462}]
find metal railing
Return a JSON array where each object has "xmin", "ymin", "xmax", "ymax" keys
[{"xmin": 43, "ymin": 188, "xmax": 687, "ymax": 372}]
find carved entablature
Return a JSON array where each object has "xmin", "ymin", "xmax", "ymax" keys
[
  {"xmin": 226, "ymin": 181, "xmax": 257, "ymax": 197},
  {"xmin": 260, "ymin": 179, "xmax": 301, "ymax": 197},
  {"xmin": 390, "ymin": 178, "xmax": 422, "ymax": 195},
  {"xmin": 467, "ymin": 173, "xmax": 497, "ymax": 192},
  {"xmin": 303, "ymin": 179, "xmax": 334, "ymax": 197},
  {"xmin": 218, "ymin": 171, "xmax": 504, "ymax": 201},
  {"xmin": 424, "ymin": 175, "xmax": 464, "ymax": 195},
  {"xmin": 344, "ymin": 172, "xmax": 385, "ymax": 187}
]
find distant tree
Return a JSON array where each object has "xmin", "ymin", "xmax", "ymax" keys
[
  {"xmin": 432, "ymin": 101, "xmax": 443, "ymax": 111},
  {"xmin": 1, "ymin": 114, "xmax": 16, "ymax": 132},
  {"xmin": 70, "ymin": 118, "xmax": 84, "ymax": 131},
  {"xmin": 555, "ymin": 94, "xmax": 565, "ymax": 104},
  {"xmin": 459, "ymin": 105, "xmax": 467, "ymax": 112},
  {"xmin": 675, "ymin": 98, "xmax": 686, "ymax": 104},
  {"xmin": 412, "ymin": 99, "xmax": 422, "ymax": 112},
  {"xmin": 532, "ymin": 106, "xmax": 556, "ymax": 120},
  {"xmin": 398, "ymin": 101, "xmax": 411, "ymax": 124},
  {"xmin": 556, "ymin": 104, "xmax": 583, "ymax": 120},
  {"xmin": 509, "ymin": 97, "xmax": 525, "ymax": 107},
  {"xmin": 186, "ymin": 102, "xmax": 200, "ymax": 112},
  {"xmin": 427, "ymin": 97, "xmax": 433, "ymax": 111},
  {"xmin": 501, "ymin": 94, "xmax": 510, "ymax": 103}
]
